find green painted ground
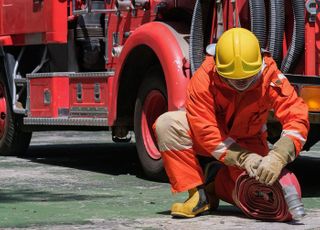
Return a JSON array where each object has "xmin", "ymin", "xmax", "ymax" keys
[{"xmin": 0, "ymin": 174, "xmax": 180, "ymax": 227}]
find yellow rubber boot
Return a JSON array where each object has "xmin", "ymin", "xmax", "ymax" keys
[{"xmin": 171, "ymin": 187, "xmax": 210, "ymax": 218}]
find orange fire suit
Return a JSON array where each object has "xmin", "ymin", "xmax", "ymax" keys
[{"xmin": 154, "ymin": 54, "xmax": 309, "ymax": 204}]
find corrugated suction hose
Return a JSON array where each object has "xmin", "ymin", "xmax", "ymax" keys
[
  {"xmin": 280, "ymin": 0, "xmax": 305, "ymax": 73},
  {"xmin": 190, "ymin": 0, "xmax": 212, "ymax": 74},
  {"xmin": 249, "ymin": 0, "xmax": 267, "ymax": 49},
  {"xmin": 268, "ymin": 0, "xmax": 285, "ymax": 67}
]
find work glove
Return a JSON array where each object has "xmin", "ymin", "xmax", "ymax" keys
[
  {"xmin": 255, "ymin": 136, "xmax": 296, "ymax": 185},
  {"xmin": 224, "ymin": 143, "xmax": 263, "ymax": 177}
]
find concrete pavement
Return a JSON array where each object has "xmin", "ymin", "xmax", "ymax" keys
[{"xmin": 0, "ymin": 131, "xmax": 319, "ymax": 229}]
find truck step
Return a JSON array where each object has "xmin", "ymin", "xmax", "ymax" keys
[
  {"xmin": 27, "ymin": 71, "xmax": 115, "ymax": 79},
  {"xmin": 23, "ymin": 117, "xmax": 108, "ymax": 127}
]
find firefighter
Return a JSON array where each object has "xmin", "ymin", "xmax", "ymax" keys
[{"xmin": 154, "ymin": 28, "xmax": 309, "ymax": 218}]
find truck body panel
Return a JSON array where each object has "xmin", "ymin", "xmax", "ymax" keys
[{"xmin": 0, "ymin": 0, "xmax": 67, "ymax": 44}]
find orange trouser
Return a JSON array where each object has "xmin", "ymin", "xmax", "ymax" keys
[{"xmin": 154, "ymin": 111, "xmax": 263, "ymax": 205}]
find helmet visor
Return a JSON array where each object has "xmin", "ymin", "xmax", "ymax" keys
[{"xmin": 226, "ymin": 74, "xmax": 259, "ymax": 91}]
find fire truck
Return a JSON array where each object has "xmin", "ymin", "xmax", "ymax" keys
[{"xmin": 0, "ymin": 0, "xmax": 319, "ymax": 180}]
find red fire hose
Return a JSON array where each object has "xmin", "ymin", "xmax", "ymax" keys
[{"xmin": 233, "ymin": 169, "xmax": 302, "ymax": 222}]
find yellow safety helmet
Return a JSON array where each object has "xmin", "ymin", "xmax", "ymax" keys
[{"xmin": 215, "ymin": 28, "xmax": 262, "ymax": 80}]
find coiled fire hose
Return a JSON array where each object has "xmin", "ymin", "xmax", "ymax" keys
[{"xmin": 233, "ymin": 169, "xmax": 305, "ymax": 222}]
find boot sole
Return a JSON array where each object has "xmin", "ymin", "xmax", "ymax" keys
[{"xmin": 171, "ymin": 206, "xmax": 210, "ymax": 218}]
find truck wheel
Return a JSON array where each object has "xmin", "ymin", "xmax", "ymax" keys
[
  {"xmin": 134, "ymin": 67, "xmax": 168, "ymax": 181},
  {"xmin": 0, "ymin": 71, "xmax": 32, "ymax": 155}
]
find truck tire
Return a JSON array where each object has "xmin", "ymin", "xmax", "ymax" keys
[
  {"xmin": 0, "ymin": 70, "xmax": 32, "ymax": 156},
  {"xmin": 134, "ymin": 67, "xmax": 168, "ymax": 181}
]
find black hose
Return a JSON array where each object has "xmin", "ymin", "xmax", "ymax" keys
[
  {"xmin": 190, "ymin": 0, "xmax": 267, "ymax": 75},
  {"xmin": 280, "ymin": 0, "xmax": 305, "ymax": 73},
  {"xmin": 268, "ymin": 0, "xmax": 285, "ymax": 67},
  {"xmin": 190, "ymin": 0, "xmax": 212, "ymax": 74},
  {"xmin": 249, "ymin": 0, "xmax": 267, "ymax": 49}
]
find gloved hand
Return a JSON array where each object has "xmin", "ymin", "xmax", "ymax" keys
[
  {"xmin": 255, "ymin": 136, "xmax": 296, "ymax": 185},
  {"xmin": 242, "ymin": 153, "xmax": 263, "ymax": 177},
  {"xmin": 224, "ymin": 143, "xmax": 263, "ymax": 177}
]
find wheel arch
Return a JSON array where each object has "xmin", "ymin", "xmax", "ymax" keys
[
  {"xmin": 109, "ymin": 21, "xmax": 190, "ymax": 126},
  {"xmin": 115, "ymin": 45, "xmax": 164, "ymax": 127}
]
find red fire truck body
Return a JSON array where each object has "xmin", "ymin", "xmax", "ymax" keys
[{"xmin": 0, "ymin": 0, "xmax": 319, "ymax": 180}]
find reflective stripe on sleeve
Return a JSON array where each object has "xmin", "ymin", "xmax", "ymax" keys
[
  {"xmin": 281, "ymin": 130, "xmax": 306, "ymax": 145},
  {"xmin": 278, "ymin": 73, "xmax": 287, "ymax": 80},
  {"xmin": 270, "ymin": 73, "xmax": 287, "ymax": 87},
  {"xmin": 211, "ymin": 137, "xmax": 235, "ymax": 160}
]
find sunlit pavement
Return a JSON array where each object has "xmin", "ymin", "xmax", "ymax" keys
[{"xmin": 0, "ymin": 131, "xmax": 319, "ymax": 229}]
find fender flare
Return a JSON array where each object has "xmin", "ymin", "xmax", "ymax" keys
[{"xmin": 109, "ymin": 21, "xmax": 190, "ymax": 125}]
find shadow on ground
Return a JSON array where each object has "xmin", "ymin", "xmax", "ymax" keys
[
  {"xmin": 157, "ymin": 205, "xmax": 246, "ymax": 218},
  {"xmin": 25, "ymin": 143, "xmax": 144, "ymax": 178},
  {"xmin": 0, "ymin": 189, "xmax": 121, "ymax": 203},
  {"xmin": 23, "ymin": 143, "xmax": 320, "ymax": 197}
]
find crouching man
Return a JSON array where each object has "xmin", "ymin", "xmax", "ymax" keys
[{"xmin": 154, "ymin": 28, "xmax": 309, "ymax": 219}]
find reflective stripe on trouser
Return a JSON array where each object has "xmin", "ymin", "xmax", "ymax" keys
[{"xmin": 154, "ymin": 111, "xmax": 205, "ymax": 193}]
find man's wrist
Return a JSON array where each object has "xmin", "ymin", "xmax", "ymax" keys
[{"xmin": 271, "ymin": 136, "xmax": 296, "ymax": 164}]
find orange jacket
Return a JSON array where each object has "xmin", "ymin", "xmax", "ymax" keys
[{"xmin": 186, "ymin": 55, "xmax": 309, "ymax": 162}]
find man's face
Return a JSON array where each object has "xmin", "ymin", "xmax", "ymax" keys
[{"xmin": 226, "ymin": 74, "xmax": 259, "ymax": 92}]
